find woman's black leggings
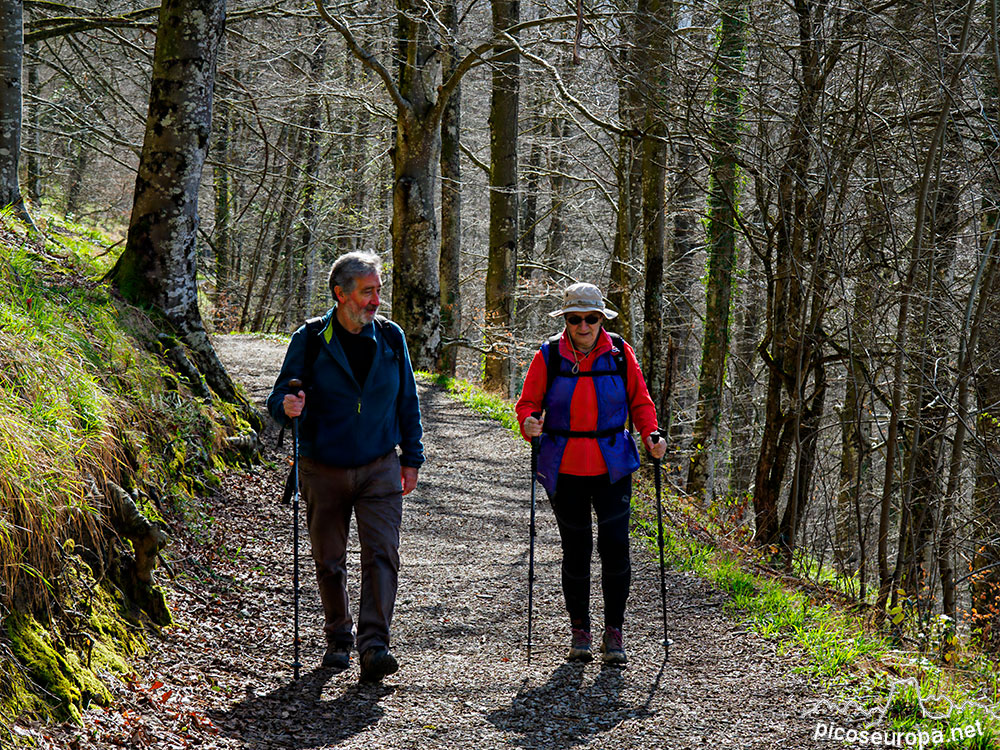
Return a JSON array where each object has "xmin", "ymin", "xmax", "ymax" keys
[{"xmin": 549, "ymin": 473, "xmax": 632, "ymax": 632}]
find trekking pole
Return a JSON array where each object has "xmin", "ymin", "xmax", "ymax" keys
[
  {"xmin": 527, "ymin": 411, "xmax": 542, "ymax": 665},
  {"xmin": 650, "ymin": 429, "xmax": 670, "ymax": 657},
  {"xmin": 289, "ymin": 378, "xmax": 303, "ymax": 681}
]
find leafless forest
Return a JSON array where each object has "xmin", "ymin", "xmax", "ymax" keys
[{"xmin": 8, "ymin": 0, "xmax": 1000, "ymax": 649}]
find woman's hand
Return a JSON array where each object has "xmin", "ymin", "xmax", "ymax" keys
[
  {"xmin": 523, "ymin": 413, "xmax": 545, "ymax": 438},
  {"xmin": 644, "ymin": 433, "xmax": 667, "ymax": 460}
]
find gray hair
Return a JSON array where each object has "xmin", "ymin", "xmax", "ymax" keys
[{"xmin": 328, "ymin": 251, "xmax": 382, "ymax": 296}]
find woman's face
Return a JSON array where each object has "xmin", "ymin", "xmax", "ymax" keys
[{"xmin": 565, "ymin": 311, "xmax": 604, "ymax": 352}]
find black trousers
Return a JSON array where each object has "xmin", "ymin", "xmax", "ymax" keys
[{"xmin": 549, "ymin": 473, "xmax": 632, "ymax": 632}]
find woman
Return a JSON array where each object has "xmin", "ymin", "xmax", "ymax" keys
[{"xmin": 516, "ymin": 282, "xmax": 665, "ymax": 665}]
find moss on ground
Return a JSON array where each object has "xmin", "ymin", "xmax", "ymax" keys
[
  {"xmin": 4, "ymin": 613, "xmax": 110, "ymax": 723},
  {"xmin": 0, "ymin": 211, "xmax": 254, "ymax": 727}
]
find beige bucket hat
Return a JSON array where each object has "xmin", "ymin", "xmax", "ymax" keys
[{"xmin": 548, "ymin": 282, "xmax": 619, "ymax": 319}]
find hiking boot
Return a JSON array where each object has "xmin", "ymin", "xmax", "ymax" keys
[
  {"xmin": 322, "ymin": 644, "xmax": 351, "ymax": 670},
  {"xmin": 600, "ymin": 626, "xmax": 627, "ymax": 665},
  {"xmin": 567, "ymin": 628, "xmax": 594, "ymax": 662},
  {"xmin": 359, "ymin": 647, "xmax": 398, "ymax": 683}
]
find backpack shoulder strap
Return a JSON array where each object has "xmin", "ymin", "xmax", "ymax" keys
[
  {"xmin": 544, "ymin": 333, "xmax": 564, "ymax": 396},
  {"xmin": 302, "ymin": 316, "xmax": 326, "ymax": 381},
  {"xmin": 278, "ymin": 316, "xmax": 326, "ymax": 448},
  {"xmin": 607, "ymin": 331, "xmax": 633, "ymax": 430},
  {"xmin": 607, "ymin": 332, "xmax": 628, "ymax": 389},
  {"xmin": 373, "ymin": 315, "xmax": 404, "ymax": 358}
]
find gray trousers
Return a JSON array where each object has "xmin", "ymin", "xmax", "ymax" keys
[{"xmin": 299, "ymin": 450, "xmax": 403, "ymax": 655}]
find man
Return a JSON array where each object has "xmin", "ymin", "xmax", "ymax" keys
[{"xmin": 267, "ymin": 251, "xmax": 423, "ymax": 683}]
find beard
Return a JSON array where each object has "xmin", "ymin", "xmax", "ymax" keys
[{"xmin": 345, "ymin": 303, "xmax": 378, "ymax": 329}]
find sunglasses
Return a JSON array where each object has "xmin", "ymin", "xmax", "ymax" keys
[{"xmin": 566, "ymin": 314, "xmax": 602, "ymax": 326}]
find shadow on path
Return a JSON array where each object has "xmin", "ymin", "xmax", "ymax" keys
[
  {"xmin": 210, "ymin": 667, "xmax": 392, "ymax": 749},
  {"xmin": 487, "ymin": 661, "xmax": 655, "ymax": 749}
]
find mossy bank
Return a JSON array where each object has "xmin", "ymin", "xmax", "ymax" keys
[{"xmin": 0, "ymin": 213, "xmax": 259, "ymax": 731}]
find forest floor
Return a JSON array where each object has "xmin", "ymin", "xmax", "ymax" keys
[{"xmin": 13, "ymin": 333, "xmax": 830, "ymax": 750}]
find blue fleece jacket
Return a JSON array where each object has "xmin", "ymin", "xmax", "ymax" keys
[{"xmin": 267, "ymin": 308, "xmax": 424, "ymax": 469}]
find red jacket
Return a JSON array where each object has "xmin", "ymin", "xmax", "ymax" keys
[{"xmin": 515, "ymin": 329, "xmax": 659, "ymax": 477}]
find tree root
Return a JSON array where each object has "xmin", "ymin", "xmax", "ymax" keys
[{"xmin": 101, "ymin": 481, "xmax": 169, "ymax": 584}]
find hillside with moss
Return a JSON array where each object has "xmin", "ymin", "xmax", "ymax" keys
[{"xmin": 0, "ymin": 213, "xmax": 257, "ymax": 726}]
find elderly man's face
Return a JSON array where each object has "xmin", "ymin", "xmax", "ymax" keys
[{"xmin": 335, "ymin": 272, "xmax": 381, "ymax": 332}]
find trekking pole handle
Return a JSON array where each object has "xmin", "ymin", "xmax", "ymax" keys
[
  {"xmin": 529, "ymin": 411, "xmax": 542, "ymax": 463},
  {"xmin": 289, "ymin": 378, "xmax": 303, "ymax": 393},
  {"xmin": 650, "ymin": 429, "xmax": 663, "ymax": 464},
  {"xmin": 529, "ymin": 411, "xmax": 542, "ymax": 438}
]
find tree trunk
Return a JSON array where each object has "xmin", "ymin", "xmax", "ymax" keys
[
  {"xmin": 251, "ymin": 120, "xmax": 302, "ymax": 331},
  {"xmin": 318, "ymin": 0, "xmax": 455, "ymax": 369},
  {"xmin": 686, "ymin": 0, "xmax": 745, "ymax": 497},
  {"xmin": 876, "ymin": 0, "xmax": 975, "ymax": 619},
  {"xmin": 24, "ymin": 49, "xmax": 40, "ymax": 209},
  {"xmin": 212, "ymin": 75, "xmax": 233, "ymax": 327},
  {"xmin": 543, "ymin": 114, "xmax": 571, "ymax": 264},
  {"xmin": 779, "ymin": 356, "xmax": 826, "ymax": 558},
  {"xmin": 636, "ymin": 0, "xmax": 672, "ymax": 404},
  {"xmin": 64, "ymin": 132, "xmax": 88, "ymax": 218},
  {"xmin": 834, "ymin": 196, "xmax": 884, "ymax": 581},
  {"xmin": 954, "ymin": 27, "xmax": 1000, "ymax": 622},
  {"xmin": 294, "ymin": 27, "xmax": 327, "ymax": 324},
  {"xmin": 108, "ymin": 0, "xmax": 248, "ymax": 413},
  {"xmin": 438, "ymin": 0, "xmax": 462, "ymax": 376},
  {"xmin": 519, "ymin": 138, "xmax": 541, "ymax": 277},
  {"xmin": 973, "ymin": 251, "xmax": 1000, "ymax": 649},
  {"xmin": 608, "ymin": 5, "xmax": 642, "ymax": 344},
  {"xmin": 392, "ymin": 115, "xmax": 441, "ymax": 368},
  {"xmin": 973, "ymin": 48, "xmax": 1000, "ymax": 636},
  {"xmin": 728, "ymin": 248, "xmax": 762, "ymax": 498},
  {"xmin": 663, "ymin": 136, "xmax": 698, "ymax": 441},
  {"xmin": 0, "ymin": 0, "xmax": 34, "ymax": 226},
  {"xmin": 386, "ymin": 0, "xmax": 443, "ymax": 369},
  {"xmin": 484, "ymin": 0, "xmax": 519, "ymax": 394},
  {"xmin": 752, "ymin": 0, "xmax": 826, "ymax": 548}
]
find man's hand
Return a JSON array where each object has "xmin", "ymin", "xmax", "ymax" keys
[
  {"xmin": 523, "ymin": 413, "xmax": 544, "ymax": 438},
  {"xmin": 283, "ymin": 389, "xmax": 305, "ymax": 419},
  {"xmin": 644, "ymin": 433, "xmax": 667, "ymax": 460},
  {"xmin": 401, "ymin": 466, "xmax": 419, "ymax": 496}
]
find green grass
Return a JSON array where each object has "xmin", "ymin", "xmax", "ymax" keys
[
  {"xmin": 0, "ymin": 210, "xmax": 249, "ymax": 724},
  {"xmin": 416, "ymin": 372, "xmax": 520, "ymax": 433}
]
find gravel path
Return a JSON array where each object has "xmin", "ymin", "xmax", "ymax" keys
[{"xmin": 24, "ymin": 333, "xmax": 826, "ymax": 749}]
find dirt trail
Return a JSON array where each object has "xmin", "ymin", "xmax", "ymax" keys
[{"xmin": 23, "ymin": 333, "xmax": 826, "ymax": 749}]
